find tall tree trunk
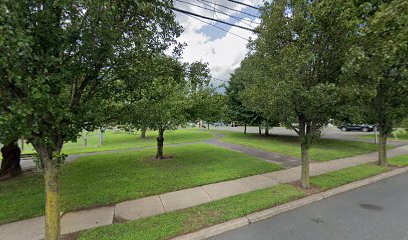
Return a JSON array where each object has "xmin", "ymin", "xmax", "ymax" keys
[
  {"xmin": 259, "ymin": 125, "xmax": 262, "ymax": 135},
  {"xmin": 156, "ymin": 127, "xmax": 164, "ymax": 159},
  {"xmin": 207, "ymin": 123, "xmax": 210, "ymax": 130},
  {"xmin": 0, "ymin": 141, "xmax": 22, "ymax": 180},
  {"xmin": 300, "ymin": 143, "xmax": 310, "ymax": 188},
  {"xmin": 44, "ymin": 158, "xmax": 60, "ymax": 240},
  {"xmin": 265, "ymin": 127, "xmax": 269, "ymax": 136},
  {"xmin": 244, "ymin": 123, "xmax": 247, "ymax": 134},
  {"xmin": 33, "ymin": 138, "xmax": 63, "ymax": 240},
  {"xmin": 378, "ymin": 132, "xmax": 388, "ymax": 166},
  {"xmin": 141, "ymin": 126, "xmax": 147, "ymax": 139}
]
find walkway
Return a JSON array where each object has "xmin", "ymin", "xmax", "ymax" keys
[
  {"xmin": 2, "ymin": 145, "xmax": 408, "ymax": 240},
  {"xmin": 21, "ymin": 133, "xmax": 301, "ymax": 171},
  {"xmin": 205, "ymin": 133, "xmax": 300, "ymax": 168}
]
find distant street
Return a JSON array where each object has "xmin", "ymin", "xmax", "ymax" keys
[
  {"xmin": 212, "ymin": 126, "xmax": 407, "ymax": 147},
  {"xmin": 210, "ymin": 173, "xmax": 408, "ymax": 240}
]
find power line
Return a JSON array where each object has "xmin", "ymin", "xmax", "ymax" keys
[
  {"xmin": 196, "ymin": 0, "xmax": 259, "ymax": 18},
  {"xmin": 189, "ymin": 0, "xmax": 256, "ymax": 28},
  {"xmin": 175, "ymin": 0, "xmax": 254, "ymax": 27},
  {"xmin": 171, "ymin": 7, "xmax": 258, "ymax": 33},
  {"xmin": 189, "ymin": 15, "xmax": 250, "ymax": 41},
  {"xmin": 226, "ymin": 0, "xmax": 260, "ymax": 10}
]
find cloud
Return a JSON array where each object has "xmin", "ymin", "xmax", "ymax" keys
[{"xmin": 173, "ymin": 0, "xmax": 264, "ymax": 88}]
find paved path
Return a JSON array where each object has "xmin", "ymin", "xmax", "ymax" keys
[
  {"xmin": 21, "ymin": 132, "xmax": 301, "ymax": 170},
  {"xmin": 2, "ymin": 145, "xmax": 408, "ymax": 240},
  {"xmin": 205, "ymin": 133, "xmax": 300, "ymax": 168},
  {"xmin": 215, "ymin": 126, "xmax": 408, "ymax": 147},
  {"xmin": 210, "ymin": 172, "xmax": 408, "ymax": 240}
]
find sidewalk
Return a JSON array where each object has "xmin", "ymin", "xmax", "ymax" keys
[{"xmin": 2, "ymin": 145, "xmax": 408, "ymax": 240}]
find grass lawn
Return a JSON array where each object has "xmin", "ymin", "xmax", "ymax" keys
[
  {"xmin": 389, "ymin": 154, "xmax": 408, "ymax": 167},
  {"xmin": 216, "ymin": 131, "xmax": 385, "ymax": 162},
  {"xmin": 18, "ymin": 128, "xmax": 214, "ymax": 155},
  {"xmin": 0, "ymin": 144, "xmax": 281, "ymax": 224},
  {"xmin": 357, "ymin": 131, "xmax": 408, "ymax": 141},
  {"xmin": 77, "ymin": 164, "xmax": 394, "ymax": 240},
  {"xmin": 78, "ymin": 184, "xmax": 304, "ymax": 240},
  {"xmin": 310, "ymin": 164, "xmax": 390, "ymax": 190}
]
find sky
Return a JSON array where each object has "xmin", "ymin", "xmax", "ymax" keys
[{"xmin": 173, "ymin": 0, "xmax": 264, "ymax": 90}]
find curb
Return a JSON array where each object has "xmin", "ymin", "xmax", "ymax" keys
[{"xmin": 171, "ymin": 166, "xmax": 408, "ymax": 240}]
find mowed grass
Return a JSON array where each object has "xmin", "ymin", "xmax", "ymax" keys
[
  {"xmin": 79, "ymin": 163, "xmax": 398, "ymax": 240},
  {"xmin": 78, "ymin": 184, "xmax": 304, "ymax": 240},
  {"xmin": 357, "ymin": 131, "xmax": 408, "ymax": 141},
  {"xmin": 389, "ymin": 154, "xmax": 408, "ymax": 167},
  {"xmin": 310, "ymin": 164, "xmax": 390, "ymax": 190},
  {"xmin": 19, "ymin": 129, "xmax": 214, "ymax": 155},
  {"xmin": 0, "ymin": 144, "xmax": 281, "ymax": 224},
  {"xmin": 216, "ymin": 131, "xmax": 384, "ymax": 162}
]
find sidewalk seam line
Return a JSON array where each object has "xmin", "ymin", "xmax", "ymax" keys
[
  {"xmin": 200, "ymin": 186, "xmax": 214, "ymax": 201},
  {"xmin": 158, "ymin": 195, "xmax": 167, "ymax": 213}
]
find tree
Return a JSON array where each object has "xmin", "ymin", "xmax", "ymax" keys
[
  {"xmin": 121, "ymin": 55, "xmax": 187, "ymax": 159},
  {"xmin": 0, "ymin": 1, "xmax": 181, "ymax": 239},
  {"xmin": 0, "ymin": 142, "xmax": 21, "ymax": 180},
  {"xmin": 241, "ymin": 0, "xmax": 358, "ymax": 188},
  {"xmin": 344, "ymin": 0, "xmax": 408, "ymax": 166},
  {"xmin": 227, "ymin": 60, "xmax": 266, "ymax": 134}
]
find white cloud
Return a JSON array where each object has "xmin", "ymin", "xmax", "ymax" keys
[{"xmin": 174, "ymin": 0, "xmax": 264, "ymax": 87}]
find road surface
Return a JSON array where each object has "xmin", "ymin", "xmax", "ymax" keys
[{"xmin": 210, "ymin": 172, "xmax": 408, "ymax": 240}]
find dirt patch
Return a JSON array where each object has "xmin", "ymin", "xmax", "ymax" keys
[
  {"xmin": 147, "ymin": 155, "xmax": 174, "ymax": 161},
  {"xmin": 61, "ymin": 231, "xmax": 80, "ymax": 240},
  {"xmin": 291, "ymin": 181, "xmax": 322, "ymax": 195}
]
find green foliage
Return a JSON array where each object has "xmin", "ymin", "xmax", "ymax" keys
[
  {"xmin": 0, "ymin": 0, "xmax": 182, "ymax": 156},
  {"xmin": 240, "ymin": 0, "xmax": 359, "ymax": 148},
  {"xmin": 343, "ymin": 0, "xmax": 408, "ymax": 135},
  {"xmin": 226, "ymin": 55, "xmax": 271, "ymax": 127},
  {"xmin": 78, "ymin": 184, "xmax": 304, "ymax": 240}
]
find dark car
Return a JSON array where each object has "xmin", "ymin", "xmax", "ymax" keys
[{"xmin": 338, "ymin": 123, "xmax": 375, "ymax": 132}]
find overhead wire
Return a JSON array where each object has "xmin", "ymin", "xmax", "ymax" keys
[
  {"xmin": 175, "ymin": 0, "xmax": 255, "ymax": 28},
  {"xmin": 188, "ymin": 15, "xmax": 250, "ymax": 41},
  {"xmin": 196, "ymin": 0, "xmax": 259, "ymax": 18},
  {"xmin": 226, "ymin": 0, "xmax": 260, "ymax": 10},
  {"xmin": 171, "ymin": 7, "xmax": 258, "ymax": 33}
]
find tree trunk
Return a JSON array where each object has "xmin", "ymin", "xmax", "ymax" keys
[
  {"xmin": 265, "ymin": 127, "xmax": 269, "ymax": 136},
  {"xmin": 300, "ymin": 143, "xmax": 310, "ymax": 189},
  {"xmin": 44, "ymin": 160, "xmax": 60, "ymax": 240},
  {"xmin": 0, "ymin": 141, "xmax": 22, "ymax": 180},
  {"xmin": 378, "ymin": 132, "xmax": 388, "ymax": 166},
  {"xmin": 32, "ymin": 138, "xmax": 63, "ymax": 240},
  {"xmin": 244, "ymin": 124, "xmax": 247, "ymax": 134},
  {"xmin": 141, "ymin": 127, "xmax": 147, "ymax": 139},
  {"xmin": 207, "ymin": 123, "xmax": 210, "ymax": 130},
  {"xmin": 258, "ymin": 125, "xmax": 262, "ymax": 135},
  {"xmin": 156, "ymin": 127, "xmax": 164, "ymax": 159}
]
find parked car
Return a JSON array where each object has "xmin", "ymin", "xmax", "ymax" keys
[{"xmin": 337, "ymin": 123, "xmax": 375, "ymax": 132}]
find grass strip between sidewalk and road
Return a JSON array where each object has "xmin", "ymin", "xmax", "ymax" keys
[
  {"xmin": 388, "ymin": 154, "xmax": 408, "ymax": 167},
  {"xmin": 78, "ymin": 184, "xmax": 304, "ymax": 240},
  {"xmin": 77, "ymin": 163, "xmax": 395, "ymax": 240},
  {"xmin": 310, "ymin": 164, "xmax": 390, "ymax": 190}
]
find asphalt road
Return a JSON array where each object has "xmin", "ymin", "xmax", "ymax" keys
[
  {"xmin": 213, "ymin": 126, "xmax": 407, "ymax": 146},
  {"xmin": 210, "ymin": 173, "xmax": 408, "ymax": 240}
]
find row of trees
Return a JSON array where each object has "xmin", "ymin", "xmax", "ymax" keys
[
  {"xmin": 0, "ymin": 1, "xmax": 224, "ymax": 239},
  {"xmin": 227, "ymin": 0, "xmax": 408, "ymax": 188}
]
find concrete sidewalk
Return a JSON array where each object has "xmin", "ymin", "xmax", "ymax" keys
[{"xmin": 2, "ymin": 145, "xmax": 408, "ymax": 240}]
